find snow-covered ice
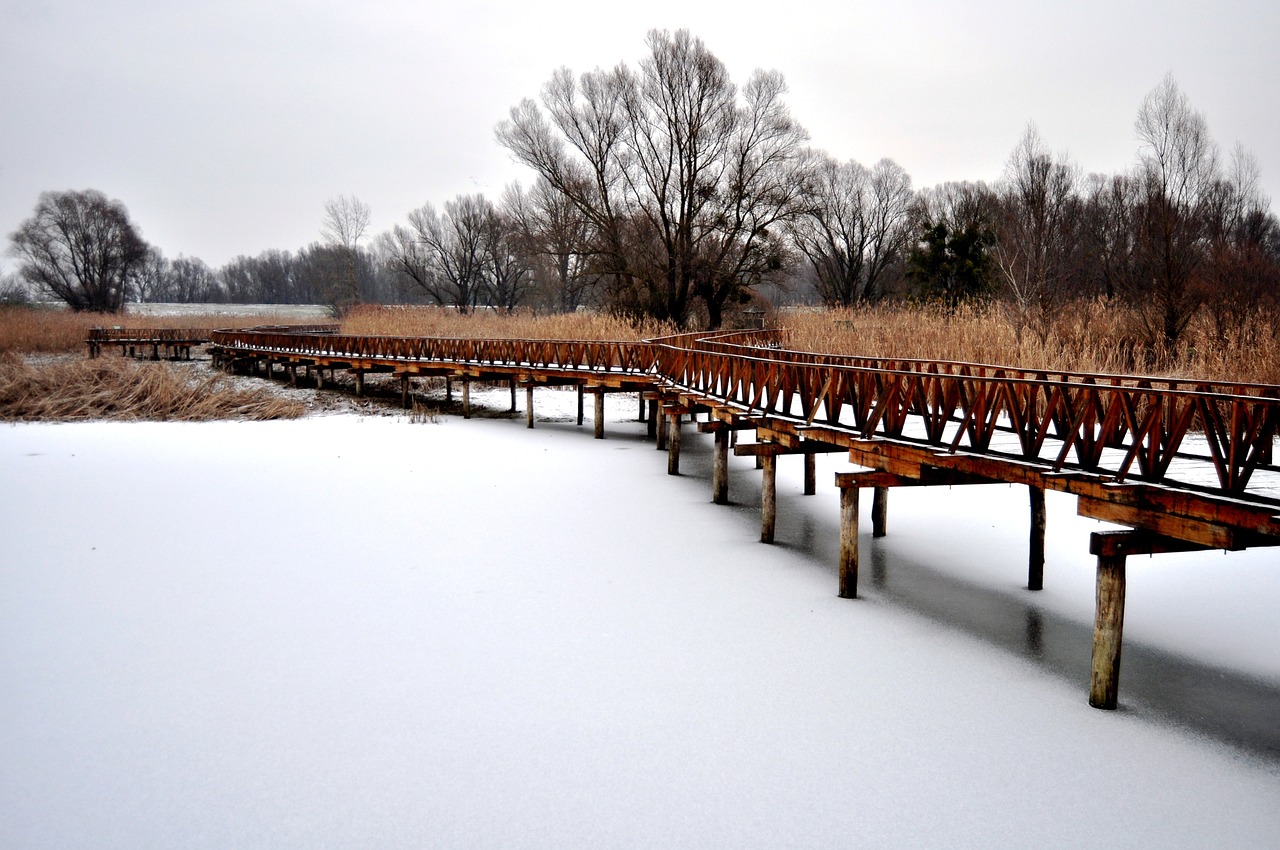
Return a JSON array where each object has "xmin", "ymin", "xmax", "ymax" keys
[{"xmin": 3, "ymin": 389, "xmax": 1279, "ymax": 848}]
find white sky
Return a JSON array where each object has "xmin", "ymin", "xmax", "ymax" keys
[{"xmin": 3, "ymin": 0, "xmax": 1277, "ymax": 273}]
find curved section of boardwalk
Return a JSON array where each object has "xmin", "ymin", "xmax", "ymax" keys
[{"xmin": 206, "ymin": 324, "xmax": 1280, "ymax": 709}]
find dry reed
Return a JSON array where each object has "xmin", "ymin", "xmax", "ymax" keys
[
  {"xmin": 340, "ymin": 304, "xmax": 674, "ymax": 341},
  {"xmin": 782, "ymin": 300, "xmax": 1280, "ymax": 385},
  {"xmin": 0, "ymin": 354, "xmax": 305, "ymax": 422},
  {"xmin": 0, "ymin": 306, "xmax": 317, "ymax": 355}
]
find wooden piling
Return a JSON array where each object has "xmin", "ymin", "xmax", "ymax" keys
[
  {"xmin": 526, "ymin": 385, "xmax": 535, "ymax": 429},
  {"xmin": 510, "ymin": 379, "xmax": 517, "ymax": 412},
  {"xmin": 638, "ymin": 394, "xmax": 646, "ymax": 422},
  {"xmin": 594, "ymin": 391, "xmax": 605, "ymax": 440},
  {"xmin": 354, "ymin": 370, "xmax": 364, "ymax": 397},
  {"xmin": 804, "ymin": 452, "xmax": 816, "ymax": 495},
  {"xmin": 656, "ymin": 406, "xmax": 668, "ymax": 450},
  {"xmin": 839, "ymin": 485, "xmax": 860, "ymax": 598},
  {"xmin": 647, "ymin": 399, "xmax": 657, "ymax": 439},
  {"xmin": 761, "ymin": 453, "xmax": 777, "ymax": 543},
  {"xmin": 872, "ymin": 486, "xmax": 889, "ymax": 538},
  {"xmin": 400, "ymin": 375, "xmax": 410, "ymax": 409},
  {"xmin": 1088, "ymin": 553, "xmax": 1127, "ymax": 710},
  {"xmin": 446, "ymin": 377, "xmax": 453, "ymax": 403},
  {"xmin": 462, "ymin": 380, "xmax": 471, "ymax": 419},
  {"xmin": 667, "ymin": 413, "xmax": 681, "ymax": 474},
  {"xmin": 1029, "ymin": 485, "xmax": 1046, "ymax": 591},
  {"xmin": 577, "ymin": 385, "xmax": 585, "ymax": 426},
  {"xmin": 713, "ymin": 425, "xmax": 729, "ymax": 504}
]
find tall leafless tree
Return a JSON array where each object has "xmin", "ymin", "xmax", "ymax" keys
[
  {"xmin": 791, "ymin": 155, "xmax": 914, "ymax": 307},
  {"xmin": 992, "ymin": 124, "xmax": 1082, "ymax": 344},
  {"xmin": 1129, "ymin": 75, "xmax": 1220, "ymax": 349},
  {"xmin": 386, "ymin": 195, "xmax": 493, "ymax": 312},
  {"xmin": 497, "ymin": 29, "xmax": 812, "ymax": 328},
  {"xmin": 8, "ymin": 189, "xmax": 149, "ymax": 312}
]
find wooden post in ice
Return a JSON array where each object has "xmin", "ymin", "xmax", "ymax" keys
[
  {"xmin": 526, "ymin": 385, "xmax": 535, "ymax": 429},
  {"xmin": 638, "ymin": 394, "xmax": 646, "ymax": 422},
  {"xmin": 462, "ymin": 380, "xmax": 471, "ymax": 419},
  {"xmin": 594, "ymin": 390, "xmax": 605, "ymax": 440},
  {"xmin": 656, "ymin": 405, "xmax": 668, "ymax": 451},
  {"xmin": 1089, "ymin": 552, "xmax": 1127, "ymax": 710},
  {"xmin": 400, "ymin": 375, "xmax": 409, "ymax": 409},
  {"xmin": 445, "ymin": 377, "xmax": 453, "ymax": 403},
  {"xmin": 804, "ymin": 452, "xmax": 816, "ymax": 495},
  {"xmin": 839, "ymin": 485, "xmax": 860, "ymax": 598},
  {"xmin": 646, "ymin": 397, "xmax": 657, "ymax": 439},
  {"xmin": 1028, "ymin": 485, "xmax": 1046, "ymax": 591},
  {"xmin": 577, "ymin": 385, "xmax": 585, "ymax": 426},
  {"xmin": 510, "ymin": 379, "xmax": 517, "ymax": 412},
  {"xmin": 713, "ymin": 424, "xmax": 729, "ymax": 504},
  {"xmin": 354, "ymin": 370, "xmax": 364, "ymax": 397},
  {"xmin": 667, "ymin": 413, "xmax": 681, "ymax": 475},
  {"xmin": 872, "ymin": 486, "xmax": 889, "ymax": 538},
  {"xmin": 761, "ymin": 452, "xmax": 777, "ymax": 543}
]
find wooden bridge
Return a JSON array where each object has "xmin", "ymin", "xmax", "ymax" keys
[{"xmin": 196, "ymin": 324, "xmax": 1280, "ymax": 710}]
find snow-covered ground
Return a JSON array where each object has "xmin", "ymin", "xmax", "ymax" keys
[{"xmin": 3, "ymin": 386, "xmax": 1279, "ymax": 848}]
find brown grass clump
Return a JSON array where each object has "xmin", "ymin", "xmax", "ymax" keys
[
  {"xmin": 0, "ymin": 354, "xmax": 305, "ymax": 422},
  {"xmin": 341, "ymin": 304, "xmax": 674, "ymax": 341},
  {"xmin": 782, "ymin": 300, "xmax": 1280, "ymax": 385}
]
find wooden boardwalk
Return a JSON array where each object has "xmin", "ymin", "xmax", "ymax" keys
[{"xmin": 195, "ymin": 325, "xmax": 1280, "ymax": 709}]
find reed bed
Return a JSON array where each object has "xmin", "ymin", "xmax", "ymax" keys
[
  {"xmin": 0, "ymin": 306, "xmax": 313, "ymax": 355},
  {"xmin": 782, "ymin": 301, "xmax": 1280, "ymax": 386},
  {"xmin": 340, "ymin": 304, "xmax": 674, "ymax": 341},
  {"xmin": 0, "ymin": 354, "xmax": 305, "ymax": 422}
]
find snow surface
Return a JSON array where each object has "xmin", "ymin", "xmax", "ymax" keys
[{"xmin": 3, "ymin": 387, "xmax": 1279, "ymax": 848}]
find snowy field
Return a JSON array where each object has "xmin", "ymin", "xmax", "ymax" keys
[{"xmin": 3, "ymin": 386, "xmax": 1279, "ymax": 848}]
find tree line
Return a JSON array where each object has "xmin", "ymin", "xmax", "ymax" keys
[{"xmin": 7, "ymin": 30, "xmax": 1277, "ymax": 354}]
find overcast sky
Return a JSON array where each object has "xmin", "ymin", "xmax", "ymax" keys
[{"xmin": 3, "ymin": 0, "xmax": 1277, "ymax": 274}]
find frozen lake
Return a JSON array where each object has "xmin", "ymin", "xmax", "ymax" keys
[{"xmin": 3, "ymin": 392, "xmax": 1279, "ymax": 848}]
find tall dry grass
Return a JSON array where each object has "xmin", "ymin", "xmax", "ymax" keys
[
  {"xmin": 0, "ymin": 354, "xmax": 305, "ymax": 421},
  {"xmin": 0, "ymin": 306, "xmax": 317, "ymax": 355},
  {"xmin": 340, "ymin": 304, "xmax": 674, "ymax": 341},
  {"xmin": 782, "ymin": 300, "xmax": 1280, "ymax": 385}
]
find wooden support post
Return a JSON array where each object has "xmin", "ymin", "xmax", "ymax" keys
[
  {"xmin": 577, "ymin": 385, "xmax": 585, "ymax": 426},
  {"xmin": 446, "ymin": 377, "xmax": 453, "ymax": 403},
  {"xmin": 510, "ymin": 379, "xmax": 517, "ymax": 412},
  {"xmin": 804, "ymin": 452, "xmax": 816, "ymax": 495},
  {"xmin": 761, "ymin": 453, "xmax": 777, "ymax": 543},
  {"xmin": 1028, "ymin": 485, "xmax": 1046, "ymax": 591},
  {"xmin": 647, "ymin": 399, "xmax": 657, "ymax": 439},
  {"xmin": 1089, "ymin": 553, "xmax": 1127, "ymax": 710},
  {"xmin": 839, "ymin": 485, "xmax": 860, "ymax": 598},
  {"xmin": 316, "ymin": 367, "xmax": 324, "ymax": 389},
  {"xmin": 354, "ymin": 370, "xmax": 364, "ymax": 397},
  {"xmin": 638, "ymin": 394, "xmax": 646, "ymax": 422},
  {"xmin": 151, "ymin": 343, "xmax": 160, "ymax": 361},
  {"xmin": 289, "ymin": 365, "xmax": 297, "ymax": 387},
  {"xmin": 713, "ymin": 425, "xmax": 729, "ymax": 504},
  {"xmin": 462, "ymin": 380, "xmax": 471, "ymax": 419},
  {"xmin": 656, "ymin": 406, "xmax": 668, "ymax": 450},
  {"xmin": 667, "ymin": 413, "xmax": 681, "ymax": 474},
  {"xmin": 526, "ymin": 386, "xmax": 535, "ymax": 429},
  {"xmin": 594, "ymin": 391, "xmax": 605, "ymax": 440},
  {"xmin": 400, "ymin": 375, "xmax": 410, "ymax": 409},
  {"xmin": 872, "ymin": 486, "xmax": 889, "ymax": 538}
]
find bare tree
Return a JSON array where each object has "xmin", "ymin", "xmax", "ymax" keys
[
  {"xmin": 504, "ymin": 179, "xmax": 599, "ymax": 312},
  {"xmin": 317, "ymin": 194, "xmax": 371, "ymax": 315},
  {"xmin": 8, "ymin": 189, "xmax": 149, "ymax": 312},
  {"xmin": 791, "ymin": 155, "xmax": 914, "ymax": 307},
  {"xmin": 992, "ymin": 124, "xmax": 1082, "ymax": 344},
  {"xmin": 387, "ymin": 195, "xmax": 493, "ymax": 312},
  {"xmin": 498, "ymin": 29, "xmax": 812, "ymax": 328},
  {"xmin": 1129, "ymin": 75, "xmax": 1221, "ymax": 349}
]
